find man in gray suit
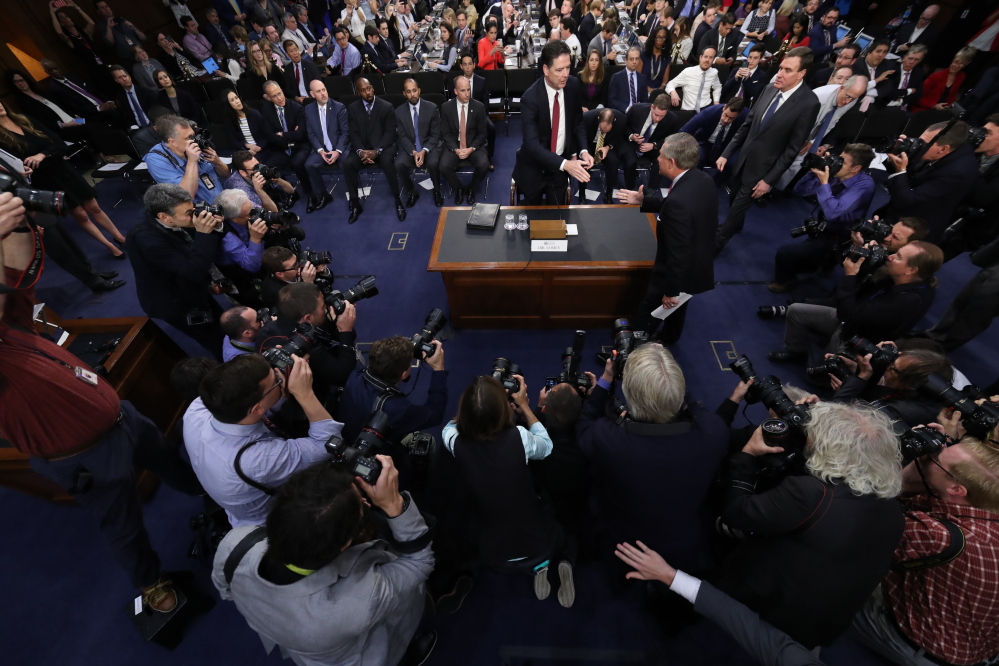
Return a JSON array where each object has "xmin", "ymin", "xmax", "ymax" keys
[
  {"xmin": 213, "ymin": 457, "xmax": 437, "ymax": 666},
  {"xmin": 715, "ymin": 46, "xmax": 822, "ymax": 253},
  {"xmin": 395, "ymin": 78, "xmax": 444, "ymax": 208}
]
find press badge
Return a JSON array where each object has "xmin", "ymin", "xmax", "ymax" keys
[
  {"xmin": 75, "ymin": 366, "xmax": 99, "ymax": 386},
  {"xmin": 200, "ymin": 173, "xmax": 216, "ymax": 190}
]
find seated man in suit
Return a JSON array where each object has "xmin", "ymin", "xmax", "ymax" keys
[
  {"xmin": 608, "ymin": 47, "xmax": 650, "ymax": 113},
  {"xmin": 302, "ymin": 80, "xmax": 347, "ymax": 214},
  {"xmin": 721, "ymin": 44, "xmax": 767, "ymax": 105},
  {"xmin": 588, "ymin": 18, "xmax": 619, "ymax": 68},
  {"xmin": 665, "ymin": 47, "xmax": 722, "ymax": 111},
  {"xmin": 680, "ymin": 97, "xmax": 747, "ymax": 177},
  {"xmin": 110, "ymin": 65, "xmax": 156, "ymax": 129},
  {"xmin": 810, "ymin": 44, "xmax": 860, "ymax": 89},
  {"xmin": 512, "ymin": 40, "xmax": 593, "ymax": 205},
  {"xmin": 892, "ymin": 4, "xmax": 942, "ymax": 56},
  {"xmin": 580, "ymin": 108, "xmax": 626, "ymax": 204},
  {"xmin": 329, "ymin": 26, "xmax": 362, "ymax": 78},
  {"xmin": 853, "ymin": 39, "xmax": 894, "ymax": 108},
  {"xmin": 697, "ymin": 13, "xmax": 742, "ymax": 67},
  {"xmin": 440, "ymin": 76, "xmax": 489, "ymax": 205},
  {"xmin": 375, "ymin": 18, "xmax": 410, "ymax": 68},
  {"xmin": 395, "ymin": 78, "xmax": 444, "ymax": 208},
  {"xmin": 40, "ymin": 58, "xmax": 118, "ymax": 125},
  {"xmin": 283, "ymin": 41, "xmax": 322, "ymax": 105},
  {"xmin": 361, "ymin": 25, "xmax": 402, "ymax": 74},
  {"xmin": 259, "ymin": 81, "xmax": 314, "ymax": 208},
  {"xmin": 807, "ymin": 6, "xmax": 850, "ymax": 66},
  {"xmin": 343, "ymin": 78, "xmax": 404, "ymax": 223},
  {"xmin": 457, "ymin": 52, "xmax": 496, "ymax": 171},
  {"xmin": 876, "ymin": 45, "xmax": 927, "ymax": 111},
  {"xmin": 621, "ymin": 95, "xmax": 681, "ymax": 190}
]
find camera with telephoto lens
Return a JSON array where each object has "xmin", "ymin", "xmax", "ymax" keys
[
  {"xmin": 878, "ymin": 405, "xmax": 950, "ymax": 463},
  {"xmin": 853, "ymin": 218, "xmax": 893, "ymax": 244},
  {"xmin": 288, "ymin": 237, "xmax": 332, "ymax": 267},
  {"xmin": 492, "ymin": 357, "xmax": 522, "ymax": 396},
  {"xmin": 248, "ymin": 206, "xmax": 299, "ymax": 229},
  {"xmin": 887, "ymin": 135, "xmax": 925, "ymax": 159},
  {"xmin": 192, "ymin": 127, "xmax": 215, "ymax": 152},
  {"xmin": 968, "ymin": 126, "xmax": 987, "ymax": 150},
  {"xmin": 790, "ymin": 216, "xmax": 827, "ymax": 239},
  {"xmin": 323, "ymin": 276, "xmax": 378, "ymax": 315},
  {"xmin": 260, "ymin": 322, "xmax": 332, "ymax": 373},
  {"xmin": 193, "ymin": 202, "xmax": 224, "ymax": 217},
  {"xmin": 918, "ymin": 374, "xmax": 999, "ymax": 440},
  {"xmin": 609, "ymin": 318, "xmax": 650, "ymax": 379},
  {"xmin": 555, "ymin": 330, "xmax": 593, "ymax": 394},
  {"xmin": 843, "ymin": 243, "xmax": 890, "ymax": 272},
  {"xmin": 806, "ymin": 355, "xmax": 851, "ymax": 382},
  {"xmin": 0, "ymin": 173, "xmax": 65, "ymax": 217},
  {"xmin": 729, "ymin": 354, "xmax": 811, "ymax": 475},
  {"xmin": 256, "ymin": 306, "xmax": 276, "ymax": 323},
  {"xmin": 847, "ymin": 336, "xmax": 899, "ymax": 377},
  {"xmin": 324, "ymin": 411, "xmax": 389, "ymax": 484},
  {"xmin": 253, "ymin": 164, "xmax": 282, "ymax": 180},
  {"xmin": 757, "ymin": 305, "xmax": 789, "ymax": 319},
  {"xmin": 801, "ymin": 151, "xmax": 844, "ymax": 174},
  {"xmin": 412, "ymin": 308, "xmax": 447, "ymax": 359}
]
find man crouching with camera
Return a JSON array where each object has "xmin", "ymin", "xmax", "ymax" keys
[
  {"xmin": 715, "ymin": 399, "xmax": 904, "ymax": 650},
  {"xmin": 224, "ymin": 150, "xmax": 297, "ymax": 212}
]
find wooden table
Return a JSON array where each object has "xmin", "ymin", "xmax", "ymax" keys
[{"xmin": 428, "ymin": 205, "xmax": 657, "ymax": 329}]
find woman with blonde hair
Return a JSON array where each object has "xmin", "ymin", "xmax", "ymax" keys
[{"xmin": 240, "ymin": 40, "xmax": 280, "ymax": 95}]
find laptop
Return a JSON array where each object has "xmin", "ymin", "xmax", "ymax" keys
[{"xmin": 853, "ymin": 31, "xmax": 874, "ymax": 54}]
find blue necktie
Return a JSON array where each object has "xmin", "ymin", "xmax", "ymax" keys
[
  {"xmin": 278, "ymin": 106, "xmax": 292, "ymax": 155},
  {"xmin": 638, "ymin": 120, "xmax": 655, "ymax": 156},
  {"xmin": 760, "ymin": 92, "xmax": 782, "ymax": 127},
  {"xmin": 128, "ymin": 89, "xmax": 148, "ymax": 127},
  {"xmin": 629, "ymin": 72, "xmax": 637, "ymax": 107},
  {"xmin": 809, "ymin": 108, "xmax": 835, "ymax": 153},
  {"xmin": 319, "ymin": 106, "xmax": 332, "ymax": 151},
  {"xmin": 413, "ymin": 106, "xmax": 423, "ymax": 152}
]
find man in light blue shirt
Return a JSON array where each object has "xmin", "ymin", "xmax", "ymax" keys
[
  {"xmin": 184, "ymin": 353, "xmax": 341, "ymax": 527},
  {"xmin": 144, "ymin": 115, "xmax": 230, "ymax": 203}
]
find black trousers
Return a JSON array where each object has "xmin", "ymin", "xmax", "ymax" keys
[
  {"xmin": 716, "ymin": 172, "xmax": 756, "ymax": 248},
  {"xmin": 395, "ymin": 149, "xmax": 442, "ymax": 193},
  {"xmin": 342, "ymin": 150, "xmax": 400, "ymax": 202},
  {"xmin": 43, "ymin": 220, "xmax": 104, "ymax": 289},
  {"xmin": 440, "ymin": 149, "xmax": 489, "ymax": 194},
  {"xmin": 28, "ymin": 401, "xmax": 203, "ymax": 589},
  {"xmin": 578, "ymin": 152, "xmax": 620, "ymax": 201},
  {"xmin": 161, "ymin": 299, "xmax": 225, "ymax": 361},
  {"xmin": 260, "ymin": 145, "xmax": 312, "ymax": 197},
  {"xmin": 486, "ymin": 118, "xmax": 496, "ymax": 158},
  {"xmin": 620, "ymin": 149, "xmax": 662, "ymax": 191},
  {"xmin": 773, "ymin": 236, "xmax": 837, "ymax": 283},
  {"xmin": 520, "ymin": 171, "xmax": 570, "ymax": 205},
  {"xmin": 925, "ymin": 265, "xmax": 999, "ymax": 351},
  {"xmin": 633, "ymin": 280, "xmax": 689, "ymax": 344}
]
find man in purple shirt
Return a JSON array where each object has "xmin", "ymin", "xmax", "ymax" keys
[
  {"xmin": 768, "ymin": 143, "xmax": 876, "ymax": 292},
  {"xmin": 214, "ymin": 188, "xmax": 267, "ymax": 274},
  {"xmin": 182, "ymin": 15, "xmax": 215, "ymax": 63},
  {"xmin": 224, "ymin": 151, "xmax": 296, "ymax": 211}
]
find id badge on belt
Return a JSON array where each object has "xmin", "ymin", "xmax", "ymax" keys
[{"xmin": 75, "ymin": 366, "xmax": 99, "ymax": 386}]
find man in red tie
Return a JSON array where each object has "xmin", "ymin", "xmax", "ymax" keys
[{"xmin": 512, "ymin": 40, "xmax": 593, "ymax": 204}]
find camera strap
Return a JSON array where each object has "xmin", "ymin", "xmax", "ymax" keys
[
  {"xmin": 233, "ymin": 440, "xmax": 276, "ymax": 496},
  {"xmin": 892, "ymin": 516, "xmax": 965, "ymax": 573},
  {"xmin": 223, "ymin": 525, "xmax": 267, "ymax": 584},
  {"xmin": 0, "ymin": 223, "xmax": 44, "ymax": 294},
  {"xmin": 149, "ymin": 147, "xmax": 182, "ymax": 170},
  {"xmin": 363, "ymin": 369, "xmax": 404, "ymax": 411},
  {"xmin": 788, "ymin": 483, "xmax": 835, "ymax": 535}
]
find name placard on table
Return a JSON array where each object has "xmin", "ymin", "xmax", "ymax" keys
[{"xmin": 530, "ymin": 239, "xmax": 569, "ymax": 252}]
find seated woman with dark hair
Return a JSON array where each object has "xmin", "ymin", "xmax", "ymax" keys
[
  {"xmin": 224, "ymin": 90, "xmax": 268, "ymax": 154},
  {"xmin": 577, "ymin": 49, "xmax": 608, "ymax": 111},
  {"xmin": 154, "ymin": 70, "xmax": 203, "ymax": 124},
  {"xmin": 442, "ymin": 374, "xmax": 576, "ymax": 607},
  {"xmin": 4, "ymin": 69, "xmax": 97, "ymax": 142},
  {"xmin": 476, "ymin": 21, "xmax": 507, "ymax": 70},
  {"xmin": 641, "ymin": 25, "xmax": 672, "ymax": 90}
]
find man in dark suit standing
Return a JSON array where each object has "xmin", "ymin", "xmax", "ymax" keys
[
  {"xmin": 720, "ymin": 44, "xmax": 767, "ymax": 105},
  {"xmin": 303, "ymin": 80, "xmax": 347, "ymax": 214},
  {"xmin": 715, "ymin": 47, "xmax": 821, "ymax": 253},
  {"xmin": 110, "ymin": 66, "xmax": 156, "ymax": 129},
  {"xmin": 607, "ymin": 47, "xmax": 651, "ymax": 113},
  {"xmin": 395, "ymin": 78, "xmax": 444, "ymax": 208},
  {"xmin": 680, "ymin": 98, "xmax": 747, "ymax": 172},
  {"xmin": 512, "ymin": 40, "xmax": 593, "ymax": 205},
  {"xmin": 580, "ymin": 108, "xmax": 626, "ymax": 204},
  {"xmin": 617, "ymin": 133, "xmax": 717, "ymax": 343},
  {"xmin": 343, "ymin": 78, "xmax": 404, "ymax": 222},
  {"xmin": 697, "ymin": 14, "xmax": 742, "ymax": 67},
  {"xmin": 807, "ymin": 6, "xmax": 850, "ymax": 65},
  {"xmin": 621, "ymin": 96, "xmax": 681, "ymax": 190},
  {"xmin": 283, "ymin": 41, "xmax": 323, "ymax": 105},
  {"xmin": 439, "ymin": 75, "xmax": 489, "ymax": 204},
  {"xmin": 260, "ymin": 81, "xmax": 316, "ymax": 210},
  {"xmin": 875, "ymin": 46, "xmax": 927, "ymax": 111},
  {"xmin": 457, "ymin": 53, "xmax": 496, "ymax": 170}
]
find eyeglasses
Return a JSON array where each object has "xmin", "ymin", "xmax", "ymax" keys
[
  {"xmin": 926, "ymin": 454, "xmax": 956, "ymax": 480},
  {"xmin": 842, "ymin": 92, "xmax": 858, "ymax": 101},
  {"xmin": 261, "ymin": 369, "xmax": 284, "ymax": 400}
]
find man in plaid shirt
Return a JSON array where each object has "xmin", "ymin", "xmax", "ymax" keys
[{"xmin": 851, "ymin": 432, "xmax": 999, "ymax": 666}]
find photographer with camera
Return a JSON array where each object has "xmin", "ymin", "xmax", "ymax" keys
[
  {"xmin": 769, "ymin": 240, "xmax": 943, "ymax": 367},
  {"xmin": 126, "ymin": 183, "xmax": 227, "ymax": 358},
  {"xmin": 224, "ymin": 150, "xmax": 296, "ymax": 213},
  {"xmin": 939, "ymin": 115, "xmax": 999, "ymax": 261},
  {"xmin": 578, "ymin": 345, "xmax": 728, "ymax": 574},
  {"xmin": 259, "ymin": 246, "xmax": 331, "ymax": 307},
  {"xmin": 850, "ymin": 216, "xmax": 930, "ymax": 254},
  {"xmin": 1, "ymin": 190, "xmax": 204, "ymax": 615},
  {"xmin": 884, "ymin": 121, "xmax": 979, "ymax": 242},
  {"xmin": 214, "ymin": 189, "xmax": 267, "ymax": 275},
  {"xmin": 212, "ymin": 457, "xmax": 437, "ymax": 666},
  {"xmin": 768, "ymin": 143, "xmax": 877, "ymax": 293},
  {"xmin": 144, "ymin": 115, "xmax": 231, "ymax": 203},
  {"xmin": 716, "ymin": 401, "xmax": 904, "ymax": 649},
  {"xmin": 184, "ymin": 353, "xmax": 340, "ymax": 527},
  {"xmin": 221, "ymin": 306, "xmax": 272, "ymax": 361},
  {"xmin": 850, "ymin": 413, "xmax": 999, "ymax": 666},
  {"xmin": 717, "ymin": 376, "xmax": 814, "ymax": 453},
  {"xmin": 256, "ymin": 282, "xmax": 357, "ymax": 406}
]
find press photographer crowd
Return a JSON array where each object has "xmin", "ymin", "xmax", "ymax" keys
[{"xmin": 5, "ymin": 0, "xmax": 999, "ymax": 664}]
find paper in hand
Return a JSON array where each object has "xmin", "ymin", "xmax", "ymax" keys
[{"xmin": 651, "ymin": 293, "xmax": 693, "ymax": 319}]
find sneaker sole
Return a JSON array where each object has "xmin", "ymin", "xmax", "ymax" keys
[
  {"xmin": 557, "ymin": 561, "xmax": 575, "ymax": 608},
  {"xmin": 534, "ymin": 569, "xmax": 551, "ymax": 601},
  {"xmin": 435, "ymin": 576, "xmax": 473, "ymax": 615}
]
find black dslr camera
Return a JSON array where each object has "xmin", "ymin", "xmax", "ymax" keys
[
  {"xmin": 551, "ymin": 330, "xmax": 593, "ymax": 394},
  {"xmin": 192, "ymin": 127, "xmax": 215, "ymax": 152},
  {"xmin": 256, "ymin": 306, "xmax": 276, "ymax": 323},
  {"xmin": 843, "ymin": 243, "xmax": 890, "ymax": 272},
  {"xmin": 0, "ymin": 173, "xmax": 65, "ymax": 217},
  {"xmin": 729, "ymin": 354, "xmax": 811, "ymax": 476},
  {"xmin": 879, "ymin": 405, "xmax": 950, "ymax": 463},
  {"xmin": 801, "ymin": 151, "xmax": 844, "ymax": 174},
  {"xmin": 260, "ymin": 322, "xmax": 332, "ymax": 372},
  {"xmin": 193, "ymin": 201, "xmax": 224, "ymax": 217},
  {"xmin": 609, "ymin": 318, "xmax": 650, "ymax": 379},
  {"xmin": 887, "ymin": 135, "xmax": 925, "ymax": 159},
  {"xmin": 492, "ymin": 358, "xmax": 522, "ymax": 396},
  {"xmin": 325, "ymin": 411, "xmax": 389, "ymax": 484},
  {"xmin": 322, "ymin": 276, "xmax": 378, "ymax": 316},
  {"xmin": 918, "ymin": 375, "xmax": 999, "ymax": 440},
  {"xmin": 757, "ymin": 305, "xmax": 789, "ymax": 319},
  {"xmin": 253, "ymin": 164, "xmax": 282, "ymax": 180},
  {"xmin": 806, "ymin": 355, "xmax": 851, "ymax": 382},
  {"xmin": 847, "ymin": 336, "xmax": 899, "ymax": 379},
  {"xmin": 790, "ymin": 216, "xmax": 827, "ymax": 239},
  {"xmin": 412, "ymin": 308, "xmax": 447, "ymax": 359},
  {"xmin": 968, "ymin": 126, "xmax": 988, "ymax": 150},
  {"xmin": 249, "ymin": 206, "xmax": 299, "ymax": 229},
  {"xmin": 852, "ymin": 218, "xmax": 893, "ymax": 244},
  {"xmin": 288, "ymin": 238, "xmax": 331, "ymax": 266}
]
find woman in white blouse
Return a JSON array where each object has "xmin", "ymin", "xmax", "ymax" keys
[
  {"xmin": 341, "ymin": 0, "xmax": 367, "ymax": 43},
  {"xmin": 743, "ymin": 0, "xmax": 776, "ymax": 41},
  {"xmin": 671, "ymin": 16, "xmax": 693, "ymax": 66}
]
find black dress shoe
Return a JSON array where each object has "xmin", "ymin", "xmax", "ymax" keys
[
  {"xmin": 396, "ymin": 198, "xmax": 407, "ymax": 221},
  {"xmin": 466, "ymin": 188, "xmax": 477, "ymax": 205},
  {"xmin": 97, "ymin": 270, "xmax": 119, "ymax": 280},
  {"xmin": 306, "ymin": 196, "xmax": 321, "ymax": 213},
  {"xmin": 454, "ymin": 188, "xmax": 464, "ymax": 205},
  {"xmin": 433, "ymin": 190, "xmax": 443, "ymax": 207},
  {"xmin": 90, "ymin": 279, "xmax": 127, "ymax": 293},
  {"xmin": 768, "ymin": 350, "xmax": 808, "ymax": 364},
  {"xmin": 406, "ymin": 189, "xmax": 420, "ymax": 207},
  {"xmin": 348, "ymin": 201, "xmax": 362, "ymax": 223},
  {"xmin": 402, "ymin": 630, "xmax": 437, "ymax": 666},
  {"xmin": 318, "ymin": 192, "xmax": 333, "ymax": 210}
]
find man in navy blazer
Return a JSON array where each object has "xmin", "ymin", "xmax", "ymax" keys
[
  {"xmin": 111, "ymin": 66, "xmax": 157, "ymax": 129},
  {"xmin": 512, "ymin": 40, "xmax": 592, "ymax": 204},
  {"xmin": 680, "ymin": 98, "xmax": 747, "ymax": 176},
  {"xmin": 259, "ymin": 81, "xmax": 315, "ymax": 208},
  {"xmin": 283, "ymin": 42, "xmax": 323, "ymax": 104},
  {"xmin": 608, "ymin": 47, "xmax": 650, "ymax": 113},
  {"xmin": 303, "ymin": 80, "xmax": 349, "ymax": 213},
  {"xmin": 807, "ymin": 6, "xmax": 850, "ymax": 64},
  {"xmin": 720, "ymin": 44, "xmax": 768, "ymax": 105},
  {"xmin": 457, "ymin": 53, "xmax": 496, "ymax": 169},
  {"xmin": 875, "ymin": 47, "xmax": 927, "ymax": 111}
]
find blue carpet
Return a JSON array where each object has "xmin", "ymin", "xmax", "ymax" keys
[{"xmin": 6, "ymin": 117, "xmax": 995, "ymax": 665}]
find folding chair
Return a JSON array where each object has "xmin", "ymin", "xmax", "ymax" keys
[
  {"xmin": 480, "ymin": 69, "xmax": 508, "ymax": 133},
  {"xmin": 204, "ymin": 77, "xmax": 237, "ymax": 102},
  {"xmin": 324, "ymin": 75, "xmax": 356, "ymax": 99},
  {"xmin": 505, "ymin": 68, "xmax": 536, "ymax": 115}
]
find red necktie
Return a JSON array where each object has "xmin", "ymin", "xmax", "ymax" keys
[
  {"xmin": 550, "ymin": 91, "xmax": 560, "ymax": 153},
  {"xmin": 295, "ymin": 63, "xmax": 301, "ymax": 87}
]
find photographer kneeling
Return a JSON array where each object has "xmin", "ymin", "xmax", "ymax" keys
[
  {"xmin": 716, "ymin": 401, "xmax": 904, "ymax": 649},
  {"xmin": 768, "ymin": 144, "xmax": 877, "ymax": 293},
  {"xmin": 214, "ymin": 189, "xmax": 267, "ymax": 295},
  {"xmin": 224, "ymin": 150, "xmax": 297, "ymax": 212},
  {"xmin": 184, "ymin": 353, "xmax": 340, "ymax": 527},
  {"xmin": 260, "ymin": 246, "xmax": 330, "ymax": 307},
  {"xmin": 578, "ymin": 345, "xmax": 728, "ymax": 574}
]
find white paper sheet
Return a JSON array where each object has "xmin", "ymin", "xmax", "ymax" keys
[{"xmin": 651, "ymin": 293, "xmax": 693, "ymax": 319}]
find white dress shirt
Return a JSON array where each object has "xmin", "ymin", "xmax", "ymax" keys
[
  {"xmin": 774, "ymin": 79, "xmax": 804, "ymax": 111},
  {"xmin": 665, "ymin": 65, "xmax": 722, "ymax": 110}
]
